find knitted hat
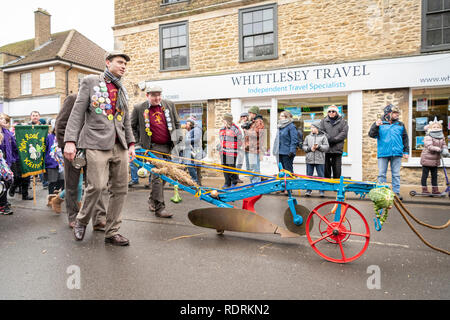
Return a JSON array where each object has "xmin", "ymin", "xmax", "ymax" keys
[
  {"xmin": 311, "ymin": 120, "xmax": 321, "ymax": 130},
  {"xmin": 240, "ymin": 112, "xmax": 249, "ymax": 117},
  {"xmin": 223, "ymin": 113, "xmax": 233, "ymax": 123},
  {"xmin": 327, "ymin": 105, "xmax": 340, "ymax": 115},
  {"xmin": 248, "ymin": 106, "xmax": 260, "ymax": 114}
]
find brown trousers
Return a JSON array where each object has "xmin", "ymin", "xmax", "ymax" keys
[
  {"xmin": 76, "ymin": 144, "xmax": 128, "ymax": 238},
  {"xmin": 64, "ymin": 157, "xmax": 106, "ymax": 225}
]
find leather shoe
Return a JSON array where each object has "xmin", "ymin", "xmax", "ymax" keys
[
  {"xmin": 73, "ymin": 221, "xmax": 86, "ymax": 241},
  {"xmin": 105, "ymin": 234, "xmax": 129, "ymax": 246},
  {"xmin": 155, "ymin": 209, "xmax": 173, "ymax": 218},
  {"xmin": 93, "ymin": 221, "xmax": 106, "ymax": 232},
  {"xmin": 22, "ymin": 195, "xmax": 33, "ymax": 200}
]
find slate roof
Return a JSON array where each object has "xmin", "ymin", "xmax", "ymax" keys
[{"xmin": 0, "ymin": 30, "xmax": 106, "ymax": 71}]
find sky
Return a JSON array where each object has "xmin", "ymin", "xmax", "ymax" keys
[{"xmin": 0, "ymin": 0, "xmax": 114, "ymax": 51}]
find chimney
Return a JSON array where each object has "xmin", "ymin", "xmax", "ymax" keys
[{"xmin": 34, "ymin": 8, "xmax": 51, "ymax": 49}]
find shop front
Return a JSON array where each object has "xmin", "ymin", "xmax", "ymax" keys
[{"xmin": 144, "ymin": 52, "xmax": 450, "ymax": 180}]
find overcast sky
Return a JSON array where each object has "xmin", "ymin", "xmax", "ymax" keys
[{"xmin": 0, "ymin": 0, "xmax": 114, "ymax": 51}]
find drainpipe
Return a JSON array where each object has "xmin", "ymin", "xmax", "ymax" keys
[{"xmin": 65, "ymin": 63, "xmax": 73, "ymax": 96}]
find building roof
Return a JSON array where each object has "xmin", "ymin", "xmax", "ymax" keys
[{"xmin": 0, "ymin": 30, "xmax": 106, "ymax": 71}]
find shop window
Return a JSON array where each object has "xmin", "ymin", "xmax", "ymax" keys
[
  {"xmin": 160, "ymin": 21, "xmax": 189, "ymax": 71},
  {"xmin": 411, "ymin": 87, "xmax": 450, "ymax": 157},
  {"xmin": 239, "ymin": 3, "xmax": 278, "ymax": 62},
  {"xmin": 277, "ymin": 96, "xmax": 348, "ymax": 157},
  {"xmin": 422, "ymin": 0, "xmax": 450, "ymax": 52},
  {"xmin": 175, "ymin": 102, "xmax": 207, "ymax": 154}
]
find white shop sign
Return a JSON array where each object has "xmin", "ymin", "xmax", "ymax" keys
[
  {"xmin": 4, "ymin": 95, "xmax": 61, "ymax": 117},
  {"xmin": 144, "ymin": 53, "xmax": 450, "ymax": 102}
]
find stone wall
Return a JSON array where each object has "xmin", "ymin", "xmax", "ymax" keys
[{"xmin": 117, "ymin": 0, "xmax": 422, "ymax": 108}]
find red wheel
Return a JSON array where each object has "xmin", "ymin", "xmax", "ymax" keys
[{"xmin": 306, "ymin": 201, "xmax": 370, "ymax": 263}]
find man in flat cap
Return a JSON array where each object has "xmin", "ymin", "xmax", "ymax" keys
[
  {"xmin": 131, "ymin": 85, "xmax": 181, "ymax": 218},
  {"xmin": 64, "ymin": 50, "xmax": 135, "ymax": 246}
]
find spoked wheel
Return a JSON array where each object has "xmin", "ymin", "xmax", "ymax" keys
[{"xmin": 306, "ymin": 201, "xmax": 370, "ymax": 263}]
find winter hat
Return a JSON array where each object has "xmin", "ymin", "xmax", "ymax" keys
[
  {"xmin": 186, "ymin": 118, "xmax": 195, "ymax": 126},
  {"xmin": 427, "ymin": 116, "xmax": 443, "ymax": 131},
  {"xmin": 327, "ymin": 105, "xmax": 340, "ymax": 115},
  {"xmin": 223, "ymin": 113, "xmax": 233, "ymax": 124},
  {"xmin": 311, "ymin": 120, "xmax": 321, "ymax": 130},
  {"xmin": 240, "ymin": 112, "xmax": 249, "ymax": 117},
  {"xmin": 248, "ymin": 106, "xmax": 260, "ymax": 115}
]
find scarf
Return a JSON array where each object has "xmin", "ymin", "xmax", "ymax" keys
[
  {"xmin": 278, "ymin": 119, "xmax": 292, "ymax": 129},
  {"xmin": 429, "ymin": 129, "xmax": 444, "ymax": 139},
  {"xmin": 103, "ymin": 68, "xmax": 128, "ymax": 113}
]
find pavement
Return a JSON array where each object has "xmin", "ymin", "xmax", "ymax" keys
[{"xmin": 0, "ymin": 177, "xmax": 448, "ymax": 300}]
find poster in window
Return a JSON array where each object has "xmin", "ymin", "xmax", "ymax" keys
[
  {"xmin": 416, "ymin": 98, "xmax": 428, "ymax": 112},
  {"xmin": 178, "ymin": 106, "xmax": 203, "ymax": 128},
  {"xmin": 303, "ymin": 120, "xmax": 314, "ymax": 132},
  {"xmin": 415, "ymin": 117, "xmax": 428, "ymax": 132},
  {"xmin": 415, "ymin": 136, "xmax": 424, "ymax": 150},
  {"xmin": 284, "ymin": 106, "xmax": 302, "ymax": 120}
]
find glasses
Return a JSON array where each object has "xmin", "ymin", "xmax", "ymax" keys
[{"xmin": 328, "ymin": 110, "xmax": 337, "ymax": 113}]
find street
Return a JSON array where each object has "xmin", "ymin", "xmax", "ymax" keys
[{"xmin": 0, "ymin": 183, "xmax": 449, "ymax": 300}]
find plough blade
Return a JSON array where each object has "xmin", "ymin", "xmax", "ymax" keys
[{"xmin": 188, "ymin": 208, "xmax": 300, "ymax": 238}]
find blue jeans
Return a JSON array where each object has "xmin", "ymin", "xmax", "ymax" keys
[
  {"xmin": 246, "ymin": 152, "xmax": 261, "ymax": 184},
  {"xmin": 130, "ymin": 162, "xmax": 139, "ymax": 183},
  {"xmin": 188, "ymin": 166, "xmax": 198, "ymax": 184},
  {"xmin": 306, "ymin": 164, "xmax": 324, "ymax": 193},
  {"xmin": 377, "ymin": 156, "xmax": 402, "ymax": 194}
]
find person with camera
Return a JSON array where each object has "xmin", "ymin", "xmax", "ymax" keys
[
  {"xmin": 242, "ymin": 106, "xmax": 265, "ymax": 184},
  {"xmin": 368, "ymin": 104, "xmax": 409, "ymax": 200}
]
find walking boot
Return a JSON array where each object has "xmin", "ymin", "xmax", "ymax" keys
[
  {"xmin": 51, "ymin": 194, "xmax": 64, "ymax": 214},
  {"xmin": 421, "ymin": 186, "xmax": 430, "ymax": 194},
  {"xmin": 432, "ymin": 186, "xmax": 441, "ymax": 195}
]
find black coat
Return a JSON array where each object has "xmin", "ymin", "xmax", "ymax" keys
[{"xmin": 319, "ymin": 116, "xmax": 348, "ymax": 154}]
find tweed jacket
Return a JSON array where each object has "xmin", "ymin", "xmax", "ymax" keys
[
  {"xmin": 131, "ymin": 99, "xmax": 181, "ymax": 150},
  {"xmin": 56, "ymin": 93, "xmax": 77, "ymax": 150},
  {"xmin": 64, "ymin": 74, "xmax": 135, "ymax": 150}
]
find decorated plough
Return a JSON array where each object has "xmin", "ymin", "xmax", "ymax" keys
[{"xmin": 133, "ymin": 148, "xmax": 449, "ymax": 263}]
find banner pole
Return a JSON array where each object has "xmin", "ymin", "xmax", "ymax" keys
[{"xmin": 33, "ymin": 175, "xmax": 36, "ymax": 205}]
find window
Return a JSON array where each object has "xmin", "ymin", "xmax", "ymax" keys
[
  {"xmin": 20, "ymin": 72, "xmax": 32, "ymax": 95},
  {"xmin": 160, "ymin": 21, "xmax": 189, "ymax": 71},
  {"xmin": 277, "ymin": 96, "xmax": 348, "ymax": 157},
  {"xmin": 422, "ymin": 0, "xmax": 450, "ymax": 51},
  {"xmin": 411, "ymin": 87, "xmax": 450, "ymax": 157},
  {"xmin": 40, "ymin": 71, "xmax": 55, "ymax": 89},
  {"xmin": 239, "ymin": 3, "xmax": 277, "ymax": 62},
  {"xmin": 161, "ymin": 0, "xmax": 187, "ymax": 4}
]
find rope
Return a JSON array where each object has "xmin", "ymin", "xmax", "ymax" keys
[
  {"xmin": 393, "ymin": 195, "xmax": 449, "ymax": 255},
  {"xmin": 394, "ymin": 195, "xmax": 450, "ymax": 230}
]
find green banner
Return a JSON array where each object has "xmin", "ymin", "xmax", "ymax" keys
[{"xmin": 15, "ymin": 125, "xmax": 49, "ymax": 177}]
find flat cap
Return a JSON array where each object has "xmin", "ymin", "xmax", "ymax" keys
[
  {"xmin": 105, "ymin": 50, "xmax": 131, "ymax": 62},
  {"xmin": 146, "ymin": 85, "xmax": 163, "ymax": 94}
]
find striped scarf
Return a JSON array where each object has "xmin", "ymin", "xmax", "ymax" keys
[{"xmin": 103, "ymin": 68, "xmax": 128, "ymax": 113}]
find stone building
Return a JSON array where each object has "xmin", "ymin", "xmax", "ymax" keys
[
  {"xmin": 0, "ymin": 8, "xmax": 107, "ymax": 123},
  {"xmin": 113, "ymin": 0, "xmax": 450, "ymax": 186}
]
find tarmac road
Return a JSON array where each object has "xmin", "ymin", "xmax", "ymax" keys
[{"xmin": 0, "ymin": 184, "xmax": 449, "ymax": 300}]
